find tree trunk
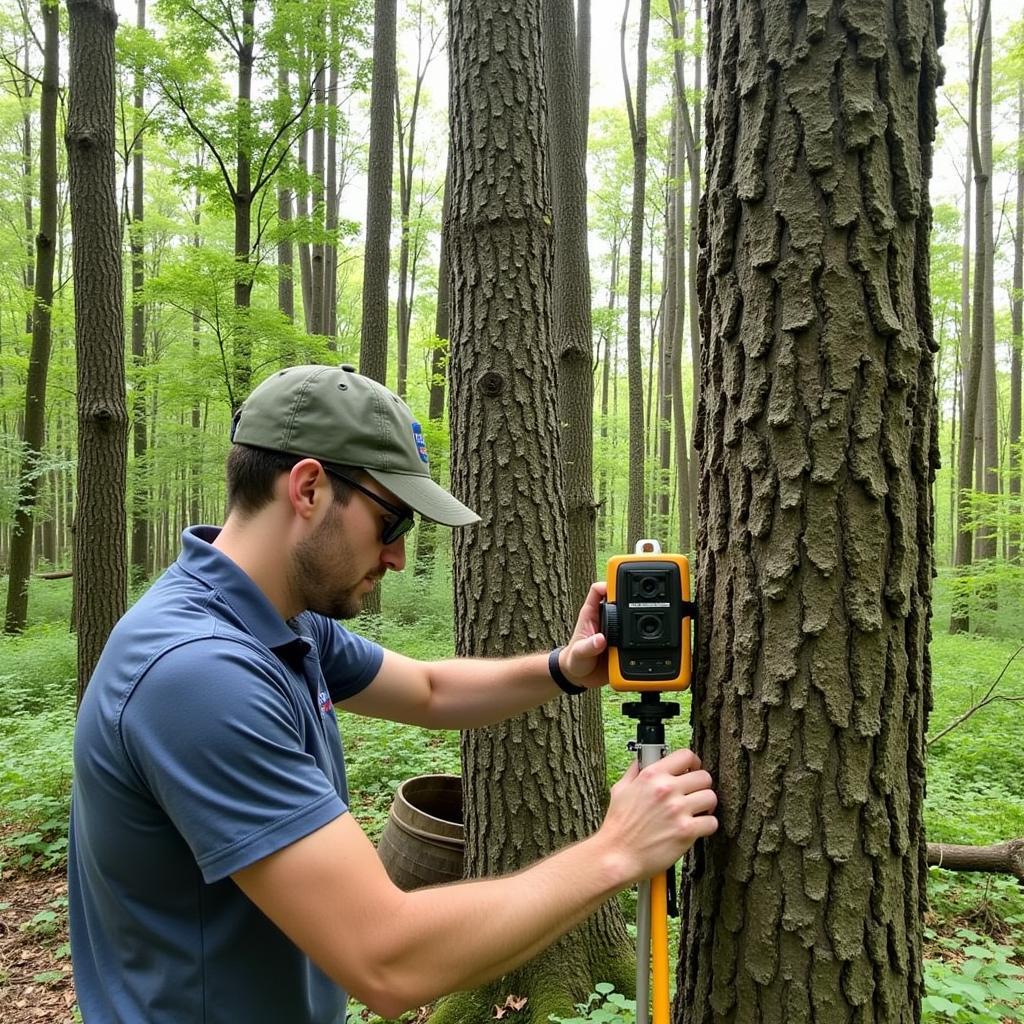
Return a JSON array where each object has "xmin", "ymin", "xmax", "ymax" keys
[
  {"xmin": 277, "ymin": 60, "xmax": 295, "ymax": 329},
  {"xmin": 324, "ymin": 24, "xmax": 340, "ymax": 346},
  {"xmin": 129, "ymin": 0, "xmax": 149, "ymax": 582},
  {"xmin": 622, "ymin": 0, "xmax": 651, "ymax": 551},
  {"xmin": 4, "ymin": 0, "xmax": 59, "ymax": 634},
  {"xmin": 576, "ymin": 0, "xmax": 590, "ymax": 157},
  {"xmin": 358, "ymin": 0, "xmax": 396, "ymax": 618},
  {"xmin": 978, "ymin": 13, "xmax": 998, "ymax": 566},
  {"xmin": 435, "ymin": 4, "xmax": 633, "ymax": 1020},
  {"xmin": 231, "ymin": 0, "xmax": 256, "ymax": 405},
  {"xmin": 66, "ymin": 0, "xmax": 128, "ymax": 700},
  {"xmin": 359, "ymin": 0, "xmax": 396, "ymax": 386},
  {"xmin": 1011, "ymin": 81, "xmax": 1023, "ymax": 565},
  {"xmin": 677, "ymin": 3, "xmax": 941, "ymax": 1021},
  {"xmin": 414, "ymin": 160, "xmax": 451, "ymax": 575},
  {"xmin": 310, "ymin": 58, "xmax": 326, "ymax": 337},
  {"xmin": 543, "ymin": 0, "xmax": 606, "ymax": 822},
  {"xmin": 952, "ymin": 0, "xmax": 992, "ymax": 634}
]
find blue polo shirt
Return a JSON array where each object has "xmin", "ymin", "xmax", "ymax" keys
[{"xmin": 69, "ymin": 526, "xmax": 383, "ymax": 1023}]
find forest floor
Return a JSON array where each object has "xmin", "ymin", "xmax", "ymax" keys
[
  {"xmin": 1, "ymin": 859, "xmax": 1021, "ymax": 1024},
  {"xmin": 0, "ymin": 855, "xmax": 74, "ymax": 1023}
]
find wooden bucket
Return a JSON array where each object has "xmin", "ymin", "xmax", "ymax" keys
[{"xmin": 377, "ymin": 774, "xmax": 464, "ymax": 890}]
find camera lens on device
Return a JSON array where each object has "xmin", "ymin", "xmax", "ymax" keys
[{"xmin": 637, "ymin": 614, "xmax": 662, "ymax": 639}]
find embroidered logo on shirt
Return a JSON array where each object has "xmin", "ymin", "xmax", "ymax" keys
[{"xmin": 318, "ymin": 689, "xmax": 333, "ymax": 715}]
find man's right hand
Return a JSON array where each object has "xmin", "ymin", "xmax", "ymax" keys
[{"xmin": 597, "ymin": 749, "xmax": 718, "ymax": 885}]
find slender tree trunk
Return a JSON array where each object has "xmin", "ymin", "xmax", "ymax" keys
[
  {"xmin": 576, "ymin": 0, "xmax": 590, "ymax": 156},
  {"xmin": 669, "ymin": 86, "xmax": 691, "ymax": 554},
  {"xmin": 677, "ymin": 2, "xmax": 940, "ymax": 1021},
  {"xmin": 310, "ymin": 58, "xmax": 326, "ymax": 337},
  {"xmin": 324, "ymin": 26, "xmax": 340, "ymax": 346},
  {"xmin": 66, "ymin": 0, "xmax": 128, "ymax": 698},
  {"xmin": 436, "ymin": 4, "xmax": 633, "ymax": 1019},
  {"xmin": 1011, "ymin": 81, "xmax": 1023, "ymax": 565},
  {"xmin": 413, "ymin": 160, "xmax": 451, "ymax": 574},
  {"xmin": 191, "ymin": 182, "xmax": 203, "ymax": 525},
  {"xmin": 229, "ymin": 0, "xmax": 256, "ymax": 406},
  {"xmin": 978, "ymin": 16, "xmax": 998, "ymax": 567},
  {"xmin": 297, "ymin": 107, "xmax": 314, "ymax": 333},
  {"xmin": 21, "ymin": 7, "xmax": 36, "ymax": 338},
  {"xmin": 621, "ymin": 0, "xmax": 651, "ymax": 550},
  {"xmin": 543, "ymin": 0, "xmax": 606, "ymax": 816},
  {"xmin": 952, "ymin": 0, "xmax": 992, "ymax": 634},
  {"xmin": 359, "ymin": 0, "xmax": 396, "ymax": 616},
  {"xmin": 277, "ymin": 60, "xmax": 295, "ymax": 330},
  {"xmin": 129, "ymin": 0, "xmax": 148, "ymax": 582},
  {"xmin": 359, "ymin": 0, "xmax": 396, "ymax": 386},
  {"xmin": 4, "ymin": 0, "xmax": 59, "ymax": 634}
]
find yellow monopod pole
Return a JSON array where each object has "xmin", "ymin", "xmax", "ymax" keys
[{"xmin": 601, "ymin": 539, "xmax": 697, "ymax": 1024}]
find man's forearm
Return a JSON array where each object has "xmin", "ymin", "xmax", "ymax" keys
[
  {"xmin": 368, "ymin": 827, "xmax": 629, "ymax": 1013},
  {"xmin": 419, "ymin": 651, "xmax": 567, "ymax": 728}
]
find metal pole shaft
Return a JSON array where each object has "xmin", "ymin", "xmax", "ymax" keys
[{"xmin": 635, "ymin": 740, "xmax": 667, "ymax": 1024}]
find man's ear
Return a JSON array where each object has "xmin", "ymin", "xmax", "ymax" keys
[{"xmin": 286, "ymin": 459, "xmax": 329, "ymax": 521}]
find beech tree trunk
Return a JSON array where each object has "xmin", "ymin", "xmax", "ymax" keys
[
  {"xmin": 4, "ymin": 0, "xmax": 59, "ymax": 634},
  {"xmin": 677, "ymin": 3, "xmax": 941, "ymax": 1021},
  {"xmin": 66, "ymin": 0, "xmax": 128, "ymax": 699},
  {"xmin": 436, "ymin": 3, "xmax": 633, "ymax": 1020}
]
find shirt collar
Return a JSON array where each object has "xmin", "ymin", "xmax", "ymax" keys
[{"xmin": 177, "ymin": 526, "xmax": 305, "ymax": 653}]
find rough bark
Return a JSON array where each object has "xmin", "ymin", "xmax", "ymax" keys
[
  {"xmin": 4, "ymin": 0, "xmax": 59, "ymax": 634},
  {"xmin": 435, "ymin": 3, "xmax": 633, "ymax": 1020},
  {"xmin": 677, "ymin": 2, "xmax": 941, "ymax": 1021},
  {"xmin": 621, "ymin": 0, "xmax": 651, "ymax": 551},
  {"xmin": 66, "ymin": 0, "xmax": 128, "ymax": 699}
]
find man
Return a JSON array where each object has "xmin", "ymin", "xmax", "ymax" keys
[{"xmin": 69, "ymin": 364, "xmax": 717, "ymax": 1023}]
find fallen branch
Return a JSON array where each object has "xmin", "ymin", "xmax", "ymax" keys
[
  {"xmin": 35, "ymin": 571, "xmax": 72, "ymax": 580},
  {"xmin": 926, "ymin": 644, "xmax": 1024, "ymax": 747},
  {"xmin": 927, "ymin": 839, "xmax": 1024, "ymax": 882}
]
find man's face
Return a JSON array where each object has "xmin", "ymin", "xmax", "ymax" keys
[{"xmin": 291, "ymin": 476, "xmax": 408, "ymax": 619}]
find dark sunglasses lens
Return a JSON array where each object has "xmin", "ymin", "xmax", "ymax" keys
[{"xmin": 383, "ymin": 515, "xmax": 415, "ymax": 545}]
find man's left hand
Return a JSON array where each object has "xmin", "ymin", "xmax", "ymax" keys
[{"xmin": 559, "ymin": 582, "xmax": 610, "ymax": 689}]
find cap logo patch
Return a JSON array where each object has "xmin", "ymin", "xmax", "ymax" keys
[{"xmin": 411, "ymin": 422, "xmax": 429, "ymax": 464}]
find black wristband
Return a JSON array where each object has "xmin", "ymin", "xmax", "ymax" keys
[{"xmin": 549, "ymin": 647, "xmax": 586, "ymax": 696}]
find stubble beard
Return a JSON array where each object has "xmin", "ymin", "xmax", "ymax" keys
[{"xmin": 292, "ymin": 506, "xmax": 368, "ymax": 620}]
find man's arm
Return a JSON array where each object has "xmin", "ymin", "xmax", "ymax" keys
[
  {"xmin": 339, "ymin": 582, "xmax": 610, "ymax": 729},
  {"xmin": 233, "ymin": 749, "xmax": 717, "ymax": 1019}
]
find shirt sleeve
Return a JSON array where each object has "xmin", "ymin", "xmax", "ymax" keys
[
  {"xmin": 120, "ymin": 639, "xmax": 346, "ymax": 883},
  {"xmin": 303, "ymin": 614, "xmax": 384, "ymax": 703}
]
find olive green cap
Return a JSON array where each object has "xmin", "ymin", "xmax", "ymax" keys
[{"xmin": 231, "ymin": 364, "xmax": 480, "ymax": 527}]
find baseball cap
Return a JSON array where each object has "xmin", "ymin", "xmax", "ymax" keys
[{"xmin": 231, "ymin": 364, "xmax": 480, "ymax": 528}]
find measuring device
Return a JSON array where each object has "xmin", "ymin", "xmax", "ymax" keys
[{"xmin": 599, "ymin": 539, "xmax": 698, "ymax": 1024}]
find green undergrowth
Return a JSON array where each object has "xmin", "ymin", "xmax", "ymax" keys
[{"xmin": 2, "ymin": 570, "xmax": 1023, "ymax": 1022}]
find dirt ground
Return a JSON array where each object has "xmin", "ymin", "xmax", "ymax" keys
[{"xmin": 0, "ymin": 868, "xmax": 76, "ymax": 1024}]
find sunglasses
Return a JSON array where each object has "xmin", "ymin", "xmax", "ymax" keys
[{"xmin": 321, "ymin": 466, "xmax": 416, "ymax": 545}]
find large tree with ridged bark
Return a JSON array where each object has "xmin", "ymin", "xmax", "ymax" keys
[
  {"xmin": 675, "ymin": 1, "xmax": 943, "ymax": 1021},
  {"xmin": 434, "ymin": 2, "xmax": 634, "ymax": 1022}
]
